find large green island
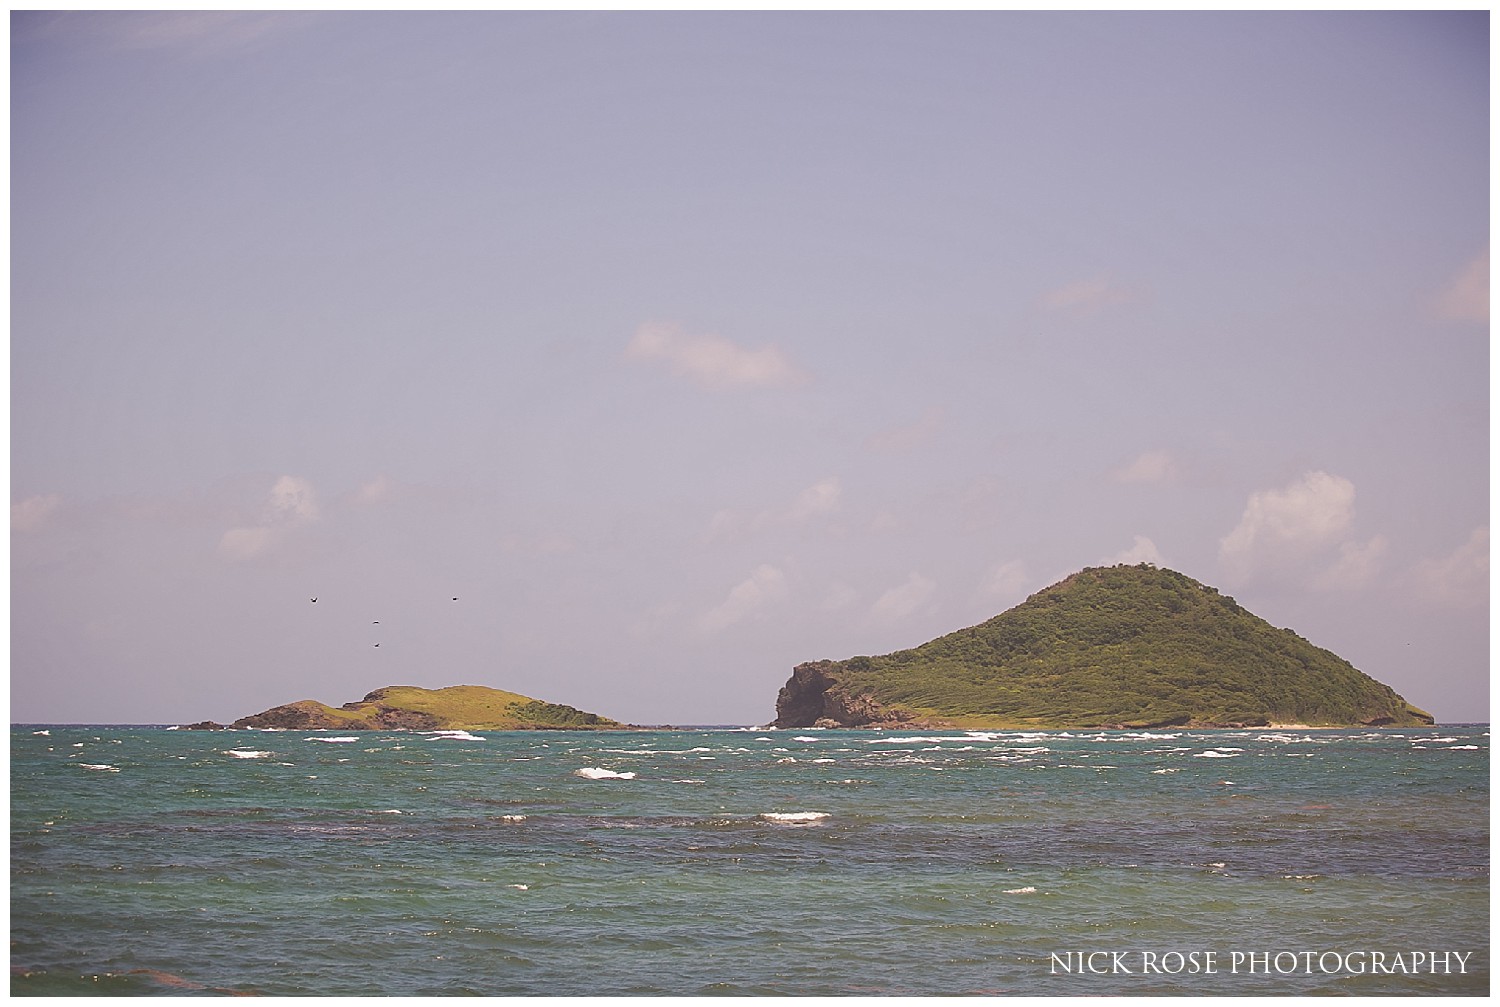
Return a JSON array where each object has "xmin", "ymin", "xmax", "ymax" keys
[
  {"xmin": 232, "ymin": 684, "xmax": 624, "ymax": 731},
  {"xmin": 775, "ymin": 564, "xmax": 1434, "ymax": 730}
]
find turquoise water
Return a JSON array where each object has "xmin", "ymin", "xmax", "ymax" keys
[{"xmin": 11, "ymin": 724, "xmax": 1488, "ymax": 996}]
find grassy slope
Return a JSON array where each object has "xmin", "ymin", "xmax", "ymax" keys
[
  {"xmin": 353, "ymin": 685, "xmax": 621, "ymax": 728},
  {"xmin": 828, "ymin": 565, "xmax": 1432, "ymax": 728},
  {"xmin": 267, "ymin": 685, "xmax": 622, "ymax": 729}
]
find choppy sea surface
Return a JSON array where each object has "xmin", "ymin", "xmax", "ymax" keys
[{"xmin": 11, "ymin": 724, "xmax": 1488, "ymax": 996}]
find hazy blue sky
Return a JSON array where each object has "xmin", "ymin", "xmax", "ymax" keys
[{"xmin": 11, "ymin": 11, "xmax": 1489, "ymax": 726}]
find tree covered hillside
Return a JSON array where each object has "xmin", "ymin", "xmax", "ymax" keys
[{"xmin": 776, "ymin": 565, "xmax": 1433, "ymax": 729}]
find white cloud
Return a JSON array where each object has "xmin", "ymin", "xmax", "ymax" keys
[
  {"xmin": 266, "ymin": 475, "xmax": 319, "ymax": 524},
  {"xmin": 1105, "ymin": 536, "xmax": 1164, "ymax": 567},
  {"xmin": 218, "ymin": 475, "xmax": 320, "ymax": 563},
  {"xmin": 865, "ymin": 407, "xmax": 945, "ymax": 454},
  {"xmin": 789, "ymin": 477, "xmax": 841, "ymax": 522},
  {"xmin": 977, "ymin": 560, "xmax": 1028, "ymax": 607},
  {"xmin": 706, "ymin": 477, "xmax": 842, "ymax": 542},
  {"xmin": 217, "ymin": 526, "xmax": 276, "ymax": 562},
  {"xmin": 871, "ymin": 572, "xmax": 937, "ymax": 621},
  {"xmin": 700, "ymin": 564, "xmax": 788, "ymax": 633},
  {"xmin": 626, "ymin": 322, "xmax": 808, "ymax": 388},
  {"xmin": 354, "ymin": 475, "xmax": 394, "ymax": 505},
  {"xmin": 1219, "ymin": 471, "xmax": 1356, "ymax": 580},
  {"xmin": 499, "ymin": 531, "xmax": 578, "ymax": 556},
  {"xmin": 12, "ymin": 494, "xmax": 62, "ymax": 532},
  {"xmin": 1436, "ymin": 250, "xmax": 1488, "ymax": 323},
  {"xmin": 113, "ymin": 11, "xmax": 300, "ymax": 54},
  {"xmin": 822, "ymin": 581, "xmax": 860, "ymax": 612},
  {"xmin": 1114, "ymin": 449, "xmax": 1177, "ymax": 484},
  {"xmin": 1314, "ymin": 535, "xmax": 1389, "ymax": 591},
  {"xmin": 627, "ymin": 601, "xmax": 684, "ymax": 643},
  {"xmin": 1413, "ymin": 527, "xmax": 1489, "ymax": 607},
  {"xmin": 1038, "ymin": 274, "xmax": 1136, "ymax": 317}
]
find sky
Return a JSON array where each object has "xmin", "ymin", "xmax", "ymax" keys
[{"xmin": 10, "ymin": 11, "xmax": 1490, "ymax": 727}]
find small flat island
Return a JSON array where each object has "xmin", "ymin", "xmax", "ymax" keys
[{"xmin": 230, "ymin": 684, "xmax": 624, "ymax": 731}]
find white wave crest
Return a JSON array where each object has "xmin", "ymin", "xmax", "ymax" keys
[
  {"xmin": 1193, "ymin": 750, "xmax": 1238, "ymax": 758},
  {"xmin": 1002, "ymin": 886, "xmax": 1037, "ymax": 894},
  {"xmin": 226, "ymin": 750, "xmax": 271, "ymax": 759},
  {"xmin": 79, "ymin": 763, "xmax": 118, "ymax": 772},
  {"xmin": 307, "ymin": 736, "xmax": 360, "ymax": 743},
  {"xmin": 760, "ymin": 811, "xmax": 829, "ymax": 824},
  {"xmin": 425, "ymin": 731, "xmax": 485, "ymax": 742},
  {"xmin": 869, "ymin": 736, "xmax": 985, "ymax": 745},
  {"xmin": 574, "ymin": 767, "xmax": 637, "ymax": 780}
]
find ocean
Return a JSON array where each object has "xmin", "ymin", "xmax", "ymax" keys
[{"xmin": 10, "ymin": 724, "xmax": 1488, "ymax": 996}]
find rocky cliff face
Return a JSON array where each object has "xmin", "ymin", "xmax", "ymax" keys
[{"xmin": 773, "ymin": 661, "xmax": 922, "ymax": 729}]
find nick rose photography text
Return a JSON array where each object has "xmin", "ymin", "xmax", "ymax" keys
[{"xmin": 1050, "ymin": 950, "xmax": 1476, "ymax": 976}]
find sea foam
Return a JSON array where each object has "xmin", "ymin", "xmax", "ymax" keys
[
  {"xmin": 574, "ymin": 767, "xmax": 637, "ymax": 780},
  {"xmin": 226, "ymin": 750, "xmax": 271, "ymax": 759},
  {"xmin": 307, "ymin": 736, "xmax": 360, "ymax": 743},
  {"xmin": 760, "ymin": 811, "xmax": 829, "ymax": 824}
]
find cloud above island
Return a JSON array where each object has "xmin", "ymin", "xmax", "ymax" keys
[
  {"xmin": 12, "ymin": 493, "xmax": 63, "ymax": 533},
  {"xmin": 871, "ymin": 572, "xmax": 938, "ymax": 621},
  {"xmin": 1435, "ymin": 249, "xmax": 1488, "ymax": 323},
  {"xmin": 1411, "ymin": 527, "xmax": 1489, "ymax": 607},
  {"xmin": 1113, "ymin": 449, "xmax": 1179, "ymax": 484},
  {"xmin": 217, "ymin": 475, "xmax": 320, "ymax": 562},
  {"xmin": 706, "ymin": 476, "xmax": 842, "ymax": 542},
  {"xmin": 1218, "ymin": 471, "xmax": 1373, "ymax": 586},
  {"xmin": 1105, "ymin": 535, "xmax": 1165, "ymax": 567},
  {"xmin": 1037, "ymin": 273, "xmax": 1138, "ymax": 318},
  {"xmin": 626, "ymin": 322, "xmax": 808, "ymax": 388},
  {"xmin": 700, "ymin": 564, "xmax": 789, "ymax": 633}
]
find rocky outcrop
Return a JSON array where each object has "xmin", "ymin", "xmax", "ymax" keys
[
  {"xmin": 232, "ymin": 700, "xmax": 358, "ymax": 730},
  {"xmin": 773, "ymin": 661, "xmax": 924, "ymax": 729},
  {"xmin": 231, "ymin": 699, "xmax": 441, "ymax": 731}
]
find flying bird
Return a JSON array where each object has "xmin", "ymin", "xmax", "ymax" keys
[{"xmin": 310, "ymin": 598, "xmax": 317, "ymax": 603}]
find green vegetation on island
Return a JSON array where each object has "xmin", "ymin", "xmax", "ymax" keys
[
  {"xmin": 775, "ymin": 564, "xmax": 1434, "ymax": 729},
  {"xmin": 232, "ymin": 684, "xmax": 623, "ymax": 731}
]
